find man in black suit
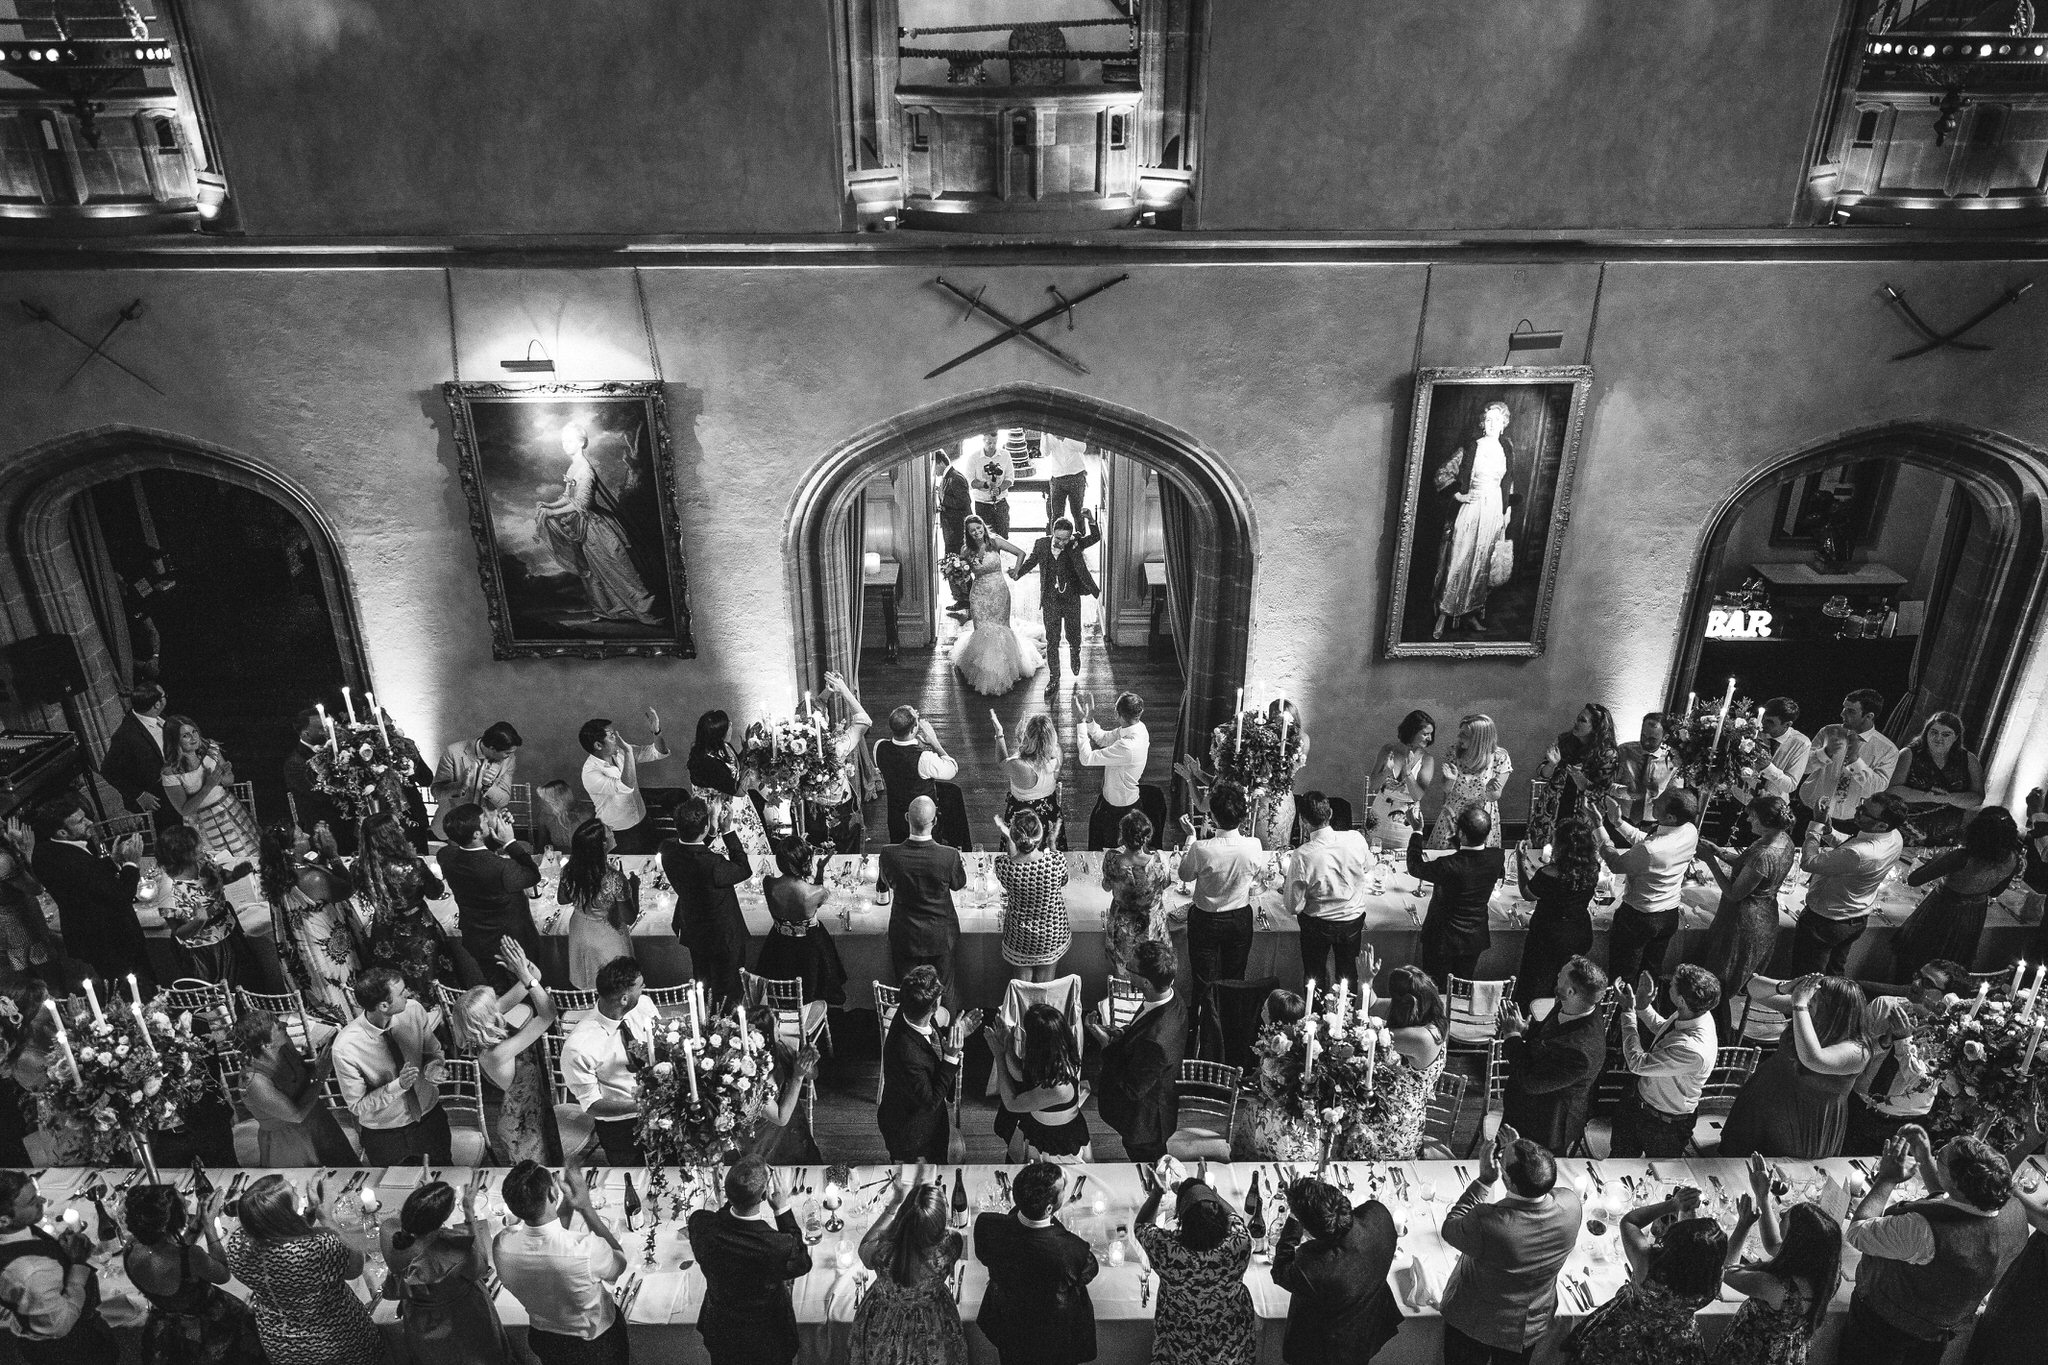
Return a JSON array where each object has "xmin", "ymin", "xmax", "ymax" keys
[
  {"xmin": 28, "ymin": 797, "xmax": 154, "ymax": 996},
  {"xmin": 1010, "ymin": 509, "xmax": 1101, "ymax": 695},
  {"xmin": 1409, "ymin": 806, "xmax": 1508, "ymax": 989},
  {"xmin": 975, "ymin": 1160, "xmax": 1099, "ymax": 1365},
  {"xmin": 934, "ymin": 449, "xmax": 973, "ymax": 617},
  {"xmin": 435, "ymin": 802, "xmax": 544, "ymax": 991},
  {"xmin": 1087, "ymin": 938, "xmax": 1186, "ymax": 1163},
  {"xmin": 98, "ymin": 680, "xmax": 175, "ymax": 831},
  {"xmin": 686, "ymin": 1157, "xmax": 812, "ymax": 1365},
  {"xmin": 1273, "ymin": 1176, "xmax": 1405, "ymax": 1365},
  {"xmin": 1501, "ymin": 954, "xmax": 1610, "ymax": 1157},
  {"xmin": 660, "ymin": 796, "xmax": 751, "ymax": 1010},
  {"xmin": 282, "ymin": 707, "xmax": 354, "ymax": 853},
  {"xmin": 877, "ymin": 965, "xmax": 980, "ymax": 1162},
  {"xmin": 878, "ymin": 795, "xmax": 965, "ymax": 993}
]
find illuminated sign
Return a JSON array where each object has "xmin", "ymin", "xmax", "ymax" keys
[{"xmin": 1706, "ymin": 608, "xmax": 1773, "ymax": 640}]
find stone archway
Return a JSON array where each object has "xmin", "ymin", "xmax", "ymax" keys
[
  {"xmin": 1665, "ymin": 420, "xmax": 2048, "ymax": 796},
  {"xmin": 785, "ymin": 384, "xmax": 1257, "ymax": 772},
  {"xmin": 0, "ymin": 425, "xmax": 371, "ymax": 759}
]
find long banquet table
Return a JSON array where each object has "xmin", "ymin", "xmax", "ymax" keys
[
  {"xmin": 139, "ymin": 845, "xmax": 2042, "ymax": 1012},
  {"xmin": 34, "ymin": 1154, "xmax": 2040, "ymax": 1365}
]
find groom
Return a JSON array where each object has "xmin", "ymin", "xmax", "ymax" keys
[
  {"xmin": 1012, "ymin": 508, "xmax": 1101, "ymax": 695},
  {"xmin": 934, "ymin": 449, "xmax": 973, "ymax": 619}
]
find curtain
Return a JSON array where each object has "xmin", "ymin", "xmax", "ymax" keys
[
  {"xmin": 1158, "ymin": 478, "xmax": 1211, "ymax": 821},
  {"xmin": 824, "ymin": 496, "xmax": 882, "ymax": 801},
  {"xmin": 68, "ymin": 491, "xmax": 134, "ymax": 686}
]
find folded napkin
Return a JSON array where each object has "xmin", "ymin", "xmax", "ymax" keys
[
  {"xmin": 377, "ymin": 1166, "xmax": 426, "ymax": 1190},
  {"xmin": 1394, "ymin": 1251, "xmax": 1438, "ymax": 1310}
]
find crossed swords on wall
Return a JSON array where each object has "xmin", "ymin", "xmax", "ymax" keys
[
  {"xmin": 923, "ymin": 273, "xmax": 1129, "ymax": 379},
  {"xmin": 20, "ymin": 297, "xmax": 163, "ymax": 393}
]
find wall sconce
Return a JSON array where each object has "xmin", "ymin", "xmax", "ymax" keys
[
  {"xmin": 500, "ymin": 341, "xmax": 555, "ymax": 374},
  {"xmin": 193, "ymin": 170, "xmax": 227, "ymax": 221},
  {"xmin": 1503, "ymin": 319, "xmax": 1564, "ymax": 365}
]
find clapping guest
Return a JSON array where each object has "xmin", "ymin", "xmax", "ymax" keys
[
  {"xmin": 558, "ymin": 817, "xmax": 639, "ymax": 991},
  {"xmin": 688, "ymin": 1158, "xmax": 813, "ymax": 1365},
  {"xmin": 1499, "ymin": 956, "xmax": 1609, "ymax": 1157},
  {"xmin": 558, "ymin": 956, "xmax": 658, "ymax": 1165},
  {"xmin": 1798, "ymin": 688, "xmax": 1900, "ymax": 834},
  {"xmin": 145, "ymin": 823, "xmax": 249, "ymax": 988},
  {"xmin": 1133, "ymin": 1157, "xmax": 1258, "ymax": 1365},
  {"xmin": 1609, "ymin": 964, "xmax": 1719, "ymax": 1159},
  {"xmin": 1564, "ymin": 1193, "xmax": 1725, "ymax": 1365},
  {"xmin": 984, "ymin": 1002, "xmax": 1091, "ymax": 1162},
  {"xmin": 1847, "ymin": 962, "xmax": 1965, "ymax": 1155},
  {"xmin": 990, "ymin": 713, "xmax": 1065, "ymax": 850},
  {"xmin": 1087, "ymin": 939, "xmax": 1185, "ymax": 1163},
  {"xmin": 1891, "ymin": 805, "xmax": 2022, "ymax": 983},
  {"xmin": 493, "ymin": 1160, "xmax": 630, "ymax": 1365},
  {"xmin": 1787, "ymin": 792, "xmax": 1909, "ymax": 977},
  {"xmin": 123, "ymin": 1181, "xmax": 263, "ymax": 1365},
  {"xmin": 579, "ymin": 709, "xmax": 671, "ymax": 854},
  {"xmin": 450, "ymin": 936, "xmax": 560, "ymax": 1164},
  {"xmin": 1594, "ymin": 788, "xmax": 1701, "ymax": 989},
  {"xmin": 1440, "ymin": 1127, "xmax": 1583, "ymax": 1365},
  {"xmin": 1366, "ymin": 710, "xmax": 1438, "ymax": 853},
  {"xmin": 880, "ymin": 796, "xmax": 967, "ymax": 992},
  {"xmin": 284, "ymin": 708, "xmax": 351, "ymax": 853},
  {"xmin": 875, "ymin": 706, "xmax": 960, "ymax": 846},
  {"xmin": 661, "ymin": 795, "xmax": 752, "ymax": 1009},
  {"xmin": 994, "ymin": 809, "xmax": 1071, "ymax": 984},
  {"xmin": 100, "ymin": 681, "xmax": 174, "ymax": 830},
  {"xmin": 332, "ymin": 966, "xmax": 452, "ymax": 1166},
  {"xmin": 1535, "ymin": 702, "xmax": 1620, "ymax": 820},
  {"xmin": 1289, "ymin": 791, "xmax": 1375, "ymax": 990},
  {"xmin": 229, "ymin": 1009, "xmax": 356, "ymax": 1167},
  {"xmin": 1613, "ymin": 712, "xmax": 1679, "ymax": 827},
  {"xmin": 1888, "ymin": 711, "xmax": 1985, "ymax": 846},
  {"xmin": 755, "ymin": 834, "xmax": 848, "ymax": 1008},
  {"xmin": 878, "ymin": 965, "xmax": 981, "ymax": 1163},
  {"xmin": 788, "ymin": 670, "xmax": 873, "ymax": 853},
  {"xmin": 1272, "ymin": 1177, "xmax": 1405, "ymax": 1365},
  {"xmin": 0, "ymin": 827, "xmax": 52, "ymax": 980},
  {"xmin": 380, "ymin": 1179, "xmax": 507, "ymax": 1365},
  {"xmin": 1511, "ymin": 813, "xmax": 1600, "ymax": 1010},
  {"xmin": 1692, "ymin": 793, "xmax": 1796, "ymax": 1031},
  {"xmin": 158, "ymin": 714, "xmax": 262, "ymax": 860},
  {"xmin": 1745, "ymin": 698, "xmax": 1812, "ymax": 802},
  {"xmin": 1101, "ymin": 810, "xmax": 1172, "ymax": 976},
  {"xmin": 224, "ymin": 1175, "xmax": 383, "ymax": 1365},
  {"xmin": 257, "ymin": 822, "xmax": 363, "ymax": 1024},
  {"xmin": 533, "ymin": 780, "xmax": 595, "ymax": 853},
  {"xmin": 0, "ymin": 1172, "xmax": 116, "ymax": 1360},
  {"xmin": 974, "ymin": 1161, "xmax": 1099, "ymax": 1365},
  {"xmin": 1715, "ymin": 1156, "xmax": 1842, "ymax": 1365},
  {"xmin": 29, "ymin": 796, "xmax": 154, "ymax": 997},
  {"xmin": 1410, "ymin": 806, "xmax": 1506, "ymax": 989},
  {"xmin": 741, "ymin": 1006, "xmax": 821, "ymax": 1165},
  {"xmin": 1176, "ymin": 782, "xmax": 1264, "ymax": 1056},
  {"xmin": 1720, "ymin": 974, "xmax": 1870, "ymax": 1160},
  {"xmin": 849, "ymin": 1168, "xmax": 967, "ymax": 1365},
  {"xmin": 1428, "ymin": 714, "xmax": 1511, "ymax": 850},
  {"xmin": 354, "ymin": 809, "xmax": 457, "ymax": 998},
  {"xmin": 436, "ymin": 802, "xmax": 543, "ymax": 992},
  {"xmin": 430, "ymin": 721, "xmax": 522, "ymax": 838},
  {"xmin": 1078, "ymin": 690, "xmax": 1149, "ymax": 851}
]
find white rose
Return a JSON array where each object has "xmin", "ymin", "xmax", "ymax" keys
[
  {"xmin": 149, "ymin": 1012, "xmax": 172, "ymax": 1031},
  {"xmin": 91, "ymin": 1020, "xmax": 112, "ymax": 1037},
  {"xmin": 652, "ymin": 1062, "xmax": 674, "ymax": 1079},
  {"xmin": 177, "ymin": 1011, "xmax": 193, "ymax": 1033},
  {"xmin": 735, "ymin": 1077, "xmax": 753, "ymax": 1092},
  {"xmin": 698, "ymin": 1056, "xmax": 715, "ymax": 1072},
  {"xmin": 128, "ymin": 1090, "xmax": 143, "ymax": 1104},
  {"xmin": 96, "ymin": 1051, "xmax": 114, "ymax": 1066},
  {"xmin": 115, "ymin": 1044, "xmax": 130, "ymax": 1059},
  {"xmin": 143, "ymin": 1076, "xmax": 162, "ymax": 1096},
  {"xmin": 708, "ymin": 1033, "xmax": 725, "ymax": 1049}
]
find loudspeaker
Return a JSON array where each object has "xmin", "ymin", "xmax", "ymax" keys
[{"xmin": 0, "ymin": 634, "xmax": 87, "ymax": 707}]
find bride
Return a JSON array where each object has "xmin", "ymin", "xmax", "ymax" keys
[{"xmin": 950, "ymin": 515, "xmax": 1042, "ymax": 696}]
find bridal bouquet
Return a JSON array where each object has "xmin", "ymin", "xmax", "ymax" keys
[
  {"xmin": 1670, "ymin": 695, "xmax": 1764, "ymax": 795},
  {"xmin": 1210, "ymin": 711, "xmax": 1305, "ymax": 798},
  {"xmin": 939, "ymin": 553, "xmax": 975, "ymax": 595},
  {"xmin": 1917, "ymin": 981, "xmax": 2048, "ymax": 1153},
  {"xmin": 31, "ymin": 992, "xmax": 221, "ymax": 1165},
  {"xmin": 738, "ymin": 713, "xmax": 848, "ymax": 803}
]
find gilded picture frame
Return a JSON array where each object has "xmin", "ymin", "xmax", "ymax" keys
[
  {"xmin": 444, "ymin": 380, "xmax": 695, "ymax": 659},
  {"xmin": 1383, "ymin": 365, "xmax": 1594, "ymax": 659}
]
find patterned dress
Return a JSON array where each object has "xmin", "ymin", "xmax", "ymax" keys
[
  {"xmin": 163, "ymin": 765, "xmax": 262, "ymax": 861},
  {"xmin": 1709, "ymin": 1274, "xmax": 1817, "ymax": 1365},
  {"xmin": 848, "ymin": 1233, "xmax": 968, "ymax": 1365},
  {"xmin": 1134, "ymin": 1214, "xmax": 1257, "ymax": 1365},
  {"xmin": 269, "ymin": 881, "xmax": 365, "ymax": 1025},
  {"xmin": 129, "ymin": 1242, "xmax": 266, "ymax": 1365},
  {"xmin": 997, "ymin": 851, "xmax": 1072, "ymax": 968},
  {"xmin": 1428, "ymin": 751, "xmax": 1513, "ymax": 849},
  {"xmin": 223, "ymin": 1228, "xmax": 385, "ymax": 1365},
  {"xmin": 162, "ymin": 876, "xmax": 241, "ymax": 988},
  {"xmin": 1693, "ymin": 837, "xmax": 1794, "ymax": 1009},
  {"xmin": 1101, "ymin": 848, "xmax": 1173, "ymax": 976},
  {"xmin": 491, "ymin": 1041, "xmax": 553, "ymax": 1165},
  {"xmin": 1565, "ymin": 1277, "xmax": 1712, "ymax": 1365},
  {"xmin": 359, "ymin": 858, "xmax": 456, "ymax": 997},
  {"xmin": 563, "ymin": 866, "xmax": 637, "ymax": 990}
]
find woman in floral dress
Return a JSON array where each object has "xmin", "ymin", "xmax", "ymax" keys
[
  {"xmin": 1694, "ymin": 794, "xmax": 1797, "ymax": 1031},
  {"xmin": 995, "ymin": 810, "xmax": 1071, "ymax": 982},
  {"xmin": 1713, "ymin": 1158, "xmax": 1840, "ymax": 1365},
  {"xmin": 849, "ymin": 1173, "xmax": 967, "ymax": 1365},
  {"xmin": 224, "ymin": 1175, "xmax": 385, "ymax": 1365},
  {"xmin": 124, "ymin": 1183, "xmax": 265, "ymax": 1365},
  {"xmin": 1566, "ymin": 1190, "xmax": 1726, "ymax": 1365},
  {"xmin": 1101, "ymin": 810, "xmax": 1172, "ymax": 976},
  {"xmin": 148, "ymin": 824, "xmax": 246, "ymax": 988},
  {"xmin": 1133, "ymin": 1164, "xmax": 1257, "ymax": 1365},
  {"xmin": 257, "ymin": 823, "xmax": 363, "ymax": 1024},
  {"xmin": 556, "ymin": 817, "xmax": 638, "ymax": 990},
  {"xmin": 449, "ymin": 937, "xmax": 559, "ymax": 1164},
  {"xmin": 1428, "ymin": 714, "xmax": 1512, "ymax": 849},
  {"xmin": 352, "ymin": 809, "xmax": 456, "ymax": 997}
]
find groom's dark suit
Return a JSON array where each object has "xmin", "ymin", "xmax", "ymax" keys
[{"xmin": 1011, "ymin": 513, "xmax": 1101, "ymax": 680}]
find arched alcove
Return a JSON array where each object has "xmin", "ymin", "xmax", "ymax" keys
[
  {"xmin": 785, "ymin": 384, "xmax": 1255, "ymax": 773},
  {"xmin": 1665, "ymin": 420, "xmax": 2048, "ymax": 793},
  {"xmin": 0, "ymin": 426, "xmax": 370, "ymax": 762}
]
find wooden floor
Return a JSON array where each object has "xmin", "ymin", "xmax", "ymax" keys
[{"xmin": 854, "ymin": 635, "xmax": 1183, "ymax": 847}]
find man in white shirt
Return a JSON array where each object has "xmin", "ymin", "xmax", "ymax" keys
[
  {"xmin": 1594, "ymin": 788, "xmax": 1701, "ymax": 989},
  {"xmin": 874, "ymin": 706, "xmax": 961, "ymax": 845},
  {"xmin": 1286, "ymin": 791, "xmax": 1375, "ymax": 991},
  {"xmin": 558, "ymin": 955, "xmax": 661, "ymax": 1165},
  {"xmin": 1611, "ymin": 712, "xmax": 1678, "ymax": 825},
  {"xmin": 971, "ymin": 433, "xmax": 1017, "ymax": 537},
  {"xmin": 1078, "ymin": 691, "xmax": 1149, "ymax": 850},
  {"xmin": 1788, "ymin": 790, "xmax": 1909, "ymax": 976},
  {"xmin": 430, "ymin": 720, "xmax": 522, "ymax": 836},
  {"xmin": 1176, "ymin": 781, "xmax": 1264, "ymax": 1054},
  {"xmin": 0, "ymin": 1170, "xmax": 117, "ymax": 1358},
  {"xmin": 1042, "ymin": 432, "xmax": 1090, "ymax": 527},
  {"xmin": 1847, "ymin": 962, "xmax": 1967, "ymax": 1155},
  {"xmin": 578, "ymin": 709, "xmax": 670, "ymax": 854},
  {"xmin": 1610, "ymin": 962, "xmax": 1720, "ymax": 1158},
  {"xmin": 494, "ymin": 1159, "xmax": 630, "ymax": 1365},
  {"xmin": 330, "ymin": 967, "xmax": 451, "ymax": 1165},
  {"xmin": 1748, "ymin": 696, "xmax": 1813, "ymax": 802},
  {"xmin": 1800, "ymin": 687, "xmax": 1900, "ymax": 834}
]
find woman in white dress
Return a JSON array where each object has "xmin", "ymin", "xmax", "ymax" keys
[
  {"xmin": 1366, "ymin": 710, "xmax": 1437, "ymax": 853},
  {"xmin": 949, "ymin": 515, "xmax": 1042, "ymax": 696},
  {"xmin": 1426, "ymin": 713, "xmax": 1512, "ymax": 849},
  {"xmin": 1432, "ymin": 401, "xmax": 1517, "ymax": 640},
  {"xmin": 535, "ymin": 421, "xmax": 661, "ymax": 625},
  {"xmin": 159, "ymin": 714, "xmax": 261, "ymax": 860}
]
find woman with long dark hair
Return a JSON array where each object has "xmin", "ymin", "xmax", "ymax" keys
[
  {"xmin": 257, "ymin": 822, "xmax": 363, "ymax": 1023},
  {"xmin": 753, "ymin": 834, "xmax": 847, "ymax": 1008},
  {"xmin": 985, "ymin": 1001, "xmax": 1090, "ymax": 1161},
  {"xmin": 380, "ymin": 1180, "xmax": 505, "ymax": 1364},
  {"xmin": 1713, "ymin": 1156, "xmax": 1841, "ymax": 1365},
  {"xmin": 1365, "ymin": 709, "xmax": 1437, "ymax": 853},
  {"xmin": 124, "ymin": 1181, "xmax": 264, "ymax": 1365},
  {"xmin": 1721, "ymin": 975, "xmax": 1871, "ymax": 1158},
  {"xmin": 948, "ymin": 513, "xmax": 1040, "ymax": 696},
  {"xmin": 1694, "ymin": 794, "xmax": 1798, "ymax": 1028},
  {"xmin": 353, "ymin": 809, "xmax": 455, "ymax": 997},
  {"xmin": 742, "ymin": 1001, "xmax": 823, "ymax": 1164},
  {"xmin": 1567, "ymin": 1199, "xmax": 1725, "ymax": 1365},
  {"xmin": 687, "ymin": 709, "xmax": 740, "ymax": 794},
  {"xmin": 849, "ymin": 1169, "xmax": 967, "ymax": 1365},
  {"xmin": 224, "ymin": 1175, "xmax": 383, "ymax": 1365},
  {"xmin": 1893, "ymin": 805, "xmax": 2024, "ymax": 981},
  {"xmin": 1513, "ymin": 812, "xmax": 1603, "ymax": 1009},
  {"xmin": 1134, "ymin": 1163, "xmax": 1257, "ymax": 1365},
  {"xmin": 1888, "ymin": 710, "xmax": 1986, "ymax": 846},
  {"xmin": 556, "ymin": 816, "xmax": 637, "ymax": 990},
  {"xmin": 145, "ymin": 823, "xmax": 247, "ymax": 987}
]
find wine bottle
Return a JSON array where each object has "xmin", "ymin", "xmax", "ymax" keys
[
  {"xmin": 951, "ymin": 1168, "xmax": 968, "ymax": 1225},
  {"xmin": 188, "ymin": 1157, "xmax": 213, "ymax": 1203},
  {"xmin": 91, "ymin": 1194, "xmax": 117, "ymax": 1244},
  {"xmin": 1245, "ymin": 1170, "xmax": 1267, "ymax": 1246},
  {"xmin": 622, "ymin": 1173, "xmax": 641, "ymax": 1231}
]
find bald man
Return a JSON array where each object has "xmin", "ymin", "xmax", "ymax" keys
[{"xmin": 878, "ymin": 796, "xmax": 967, "ymax": 995}]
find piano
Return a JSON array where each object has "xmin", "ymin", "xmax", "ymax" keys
[{"xmin": 0, "ymin": 730, "xmax": 85, "ymax": 821}]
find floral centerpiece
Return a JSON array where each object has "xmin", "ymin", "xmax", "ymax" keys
[
  {"xmin": 28, "ymin": 986, "xmax": 222, "ymax": 1168},
  {"xmin": 1669, "ymin": 693, "xmax": 1765, "ymax": 796},
  {"xmin": 629, "ymin": 998, "xmax": 775, "ymax": 1259},
  {"xmin": 307, "ymin": 698, "xmax": 423, "ymax": 834},
  {"xmin": 1209, "ymin": 710, "xmax": 1305, "ymax": 798},
  {"xmin": 738, "ymin": 711, "xmax": 851, "ymax": 805},
  {"xmin": 1916, "ymin": 975, "xmax": 2048, "ymax": 1153},
  {"xmin": 1247, "ymin": 986, "xmax": 1425, "ymax": 1162}
]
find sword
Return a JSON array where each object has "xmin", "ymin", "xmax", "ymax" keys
[
  {"xmin": 928, "ymin": 277, "xmax": 1089, "ymax": 375},
  {"xmin": 924, "ymin": 273, "xmax": 1129, "ymax": 379}
]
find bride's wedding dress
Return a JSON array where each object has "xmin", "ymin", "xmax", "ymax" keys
[{"xmin": 951, "ymin": 550, "xmax": 1042, "ymax": 695}]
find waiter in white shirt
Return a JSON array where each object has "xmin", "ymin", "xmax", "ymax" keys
[
  {"xmin": 1042, "ymin": 433, "xmax": 1090, "ymax": 527},
  {"xmin": 1078, "ymin": 691, "xmax": 1150, "ymax": 851},
  {"xmin": 577, "ymin": 708, "xmax": 669, "ymax": 854},
  {"xmin": 1799, "ymin": 688, "xmax": 1899, "ymax": 836},
  {"xmin": 1744, "ymin": 696, "xmax": 1813, "ymax": 803}
]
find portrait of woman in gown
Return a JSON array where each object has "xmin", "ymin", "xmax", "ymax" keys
[
  {"xmin": 950, "ymin": 514, "xmax": 1043, "ymax": 696},
  {"xmin": 535, "ymin": 421, "xmax": 663, "ymax": 626},
  {"xmin": 1433, "ymin": 400, "xmax": 1518, "ymax": 640}
]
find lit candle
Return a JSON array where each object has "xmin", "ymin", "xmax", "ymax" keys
[
  {"xmin": 2014, "ymin": 960, "xmax": 2028, "ymax": 996},
  {"xmin": 42, "ymin": 1000, "xmax": 79, "ymax": 1084},
  {"xmin": 1302, "ymin": 1018, "xmax": 1320, "ymax": 1078},
  {"xmin": 357, "ymin": 1189, "xmax": 380, "ymax": 1214},
  {"xmin": 2024, "ymin": 1015, "xmax": 2046, "ymax": 1073},
  {"xmin": 1965, "ymin": 982, "xmax": 1989, "ymax": 1022},
  {"xmin": 324, "ymin": 714, "xmax": 338, "ymax": 752},
  {"xmin": 1713, "ymin": 677, "xmax": 1736, "ymax": 749},
  {"xmin": 689, "ymin": 982, "xmax": 703, "ymax": 1040},
  {"xmin": 684, "ymin": 1041, "xmax": 701, "ymax": 1102},
  {"xmin": 803, "ymin": 691, "xmax": 813, "ymax": 719},
  {"xmin": 128, "ymin": 974, "xmax": 156, "ymax": 1058},
  {"xmin": 1304, "ymin": 978, "xmax": 1316, "ymax": 1018},
  {"xmin": 1333, "ymin": 977, "xmax": 1349, "ymax": 1024},
  {"xmin": 1235, "ymin": 688, "xmax": 1245, "ymax": 746},
  {"xmin": 367, "ymin": 693, "xmax": 391, "ymax": 747},
  {"xmin": 1278, "ymin": 704, "xmax": 1292, "ymax": 755},
  {"xmin": 2028, "ymin": 964, "xmax": 2046, "ymax": 1017},
  {"xmin": 734, "ymin": 1006, "xmax": 750, "ymax": 1051},
  {"xmin": 81, "ymin": 979, "xmax": 105, "ymax": 1027},
  {"xmin": 1685, "ymin": 691, "xmax": 1696, "ymax": 717}
]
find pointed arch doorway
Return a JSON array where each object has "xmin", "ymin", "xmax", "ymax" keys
[{"xmin": 786, "ymin": 385, "xmax": 1257, "ymax": 833}]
